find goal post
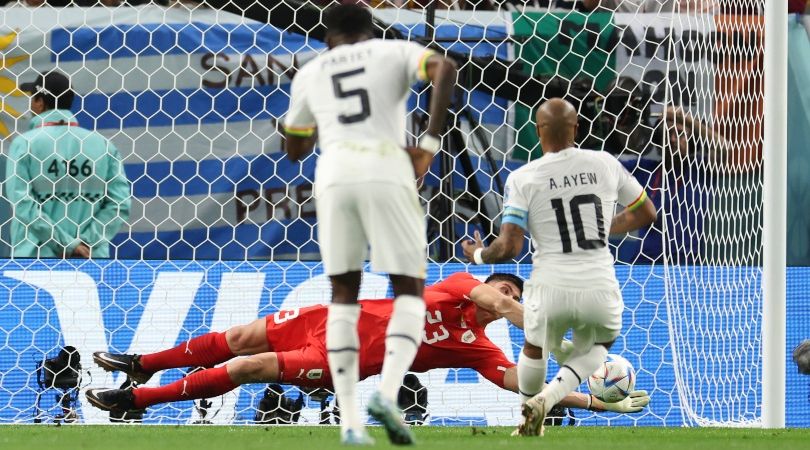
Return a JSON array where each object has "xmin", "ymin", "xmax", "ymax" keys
[{"xmin": 762, "ymin": 0, "xmax": 787, "ymax": 430}]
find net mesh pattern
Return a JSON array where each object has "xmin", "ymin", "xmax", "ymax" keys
[{"xmin": 0, "ymin": 0, "xmax": 770, "ymax": 427}]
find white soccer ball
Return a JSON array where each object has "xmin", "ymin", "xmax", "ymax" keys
[{"xmin": 587, "ymin": 354, "xmax": 636, "ymax": 403}]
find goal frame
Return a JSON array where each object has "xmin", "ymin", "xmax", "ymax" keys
[{"xmin": 762, "ymin": 0, "xmax": 787, "ymax": 430}]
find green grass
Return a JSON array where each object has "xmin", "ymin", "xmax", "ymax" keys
[{"xmin": 1, "ymin": 425, "xmax": 807, "ymax": 450}]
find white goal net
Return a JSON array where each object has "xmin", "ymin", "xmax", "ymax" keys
[{"xmin": 0, "ymin": 0, "xmax": 768, "ymax": 427}]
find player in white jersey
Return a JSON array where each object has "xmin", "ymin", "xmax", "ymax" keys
[
  {"xmin": 283, "ymin": 4, "xmax": 457, "ymax": 446},
  {"xmin": 462, "ymin": 98, "xmax": 657, "ymax": 437}
]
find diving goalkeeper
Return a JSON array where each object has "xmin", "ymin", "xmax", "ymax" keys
[{"xmin": 86, "ymin": 272, "xmax": 649, "ymax": 415}]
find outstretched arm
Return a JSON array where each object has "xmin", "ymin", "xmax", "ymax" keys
[
  {"xmin": 468, "ymin": 282, "xmax": 524, "ymax": 328},
  {"xmin": 462, "ymin": 225, "xmax": 525, "ymax": 264}
]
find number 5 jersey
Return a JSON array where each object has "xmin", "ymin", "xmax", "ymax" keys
[{"xmin": 283, "ymin": 39, "xmax": 434, "ymax": 194}]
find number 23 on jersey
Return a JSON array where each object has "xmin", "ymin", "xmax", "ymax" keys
[{"xmin": 423, "ymin": 310, "xmax": 449, "ymax": 344}]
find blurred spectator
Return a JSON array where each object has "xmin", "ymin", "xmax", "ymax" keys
[
  {"xmin": 4, "ymin": 71, "xmax": 131, "ymax": 258},
  {"xmin": 613, "ymin": 106, "xmax": 727, "ymax": 265}
]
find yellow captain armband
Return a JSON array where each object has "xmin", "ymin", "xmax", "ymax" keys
[
  {"xmin": 627, "ymin": 191, "xmax": 648, "ymax": 211},
  {"xmin": 284, "ymin": 126, "xmax": 316, "ymax": 138},
  {"xmin": 418, "ymin": 50, "xmax": 437, "ymax": 82}
]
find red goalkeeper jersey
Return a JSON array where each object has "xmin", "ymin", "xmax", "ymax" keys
[{"xmin": 266, "ymin": 272, "xmax": 516, "ymax": 388}]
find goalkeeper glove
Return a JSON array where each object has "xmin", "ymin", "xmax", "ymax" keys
[{"xmin": 600, "ymin": 390, "xmax": 650, "ymax": 413}]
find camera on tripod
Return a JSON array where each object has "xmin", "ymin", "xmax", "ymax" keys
[{"xmin": 34, "ymin": 346, "xmax": 82, "ymax": 423}]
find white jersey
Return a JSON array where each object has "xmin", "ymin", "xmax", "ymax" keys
[
  {"xmin": 503, "ymin": 147, "xmax": 646, "ymax": 290},
  {"xmin": 284, "ymin": 39, "xmax": 434, "ymax": 192}
]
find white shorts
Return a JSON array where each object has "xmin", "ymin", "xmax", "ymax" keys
[
  {"xmin": 524, "ymin": 283, "xmax": 623, "ymax": 357},
  {"xmin": 316, "ymin": 182, "xmax": 427, "ymax": 279}
]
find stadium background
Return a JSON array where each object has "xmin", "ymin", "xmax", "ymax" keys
[{"xmin": 0, "ymin": 3, "xmax": 807, "ymax": 428}]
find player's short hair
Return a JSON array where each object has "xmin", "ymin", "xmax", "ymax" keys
[
  {"xmin": 323, "ymin": 4, "xmax": 374, "ymax": 39},
  {"xmin": 484, "ymin": 273, "xmax": 524, "ymax": 296}
]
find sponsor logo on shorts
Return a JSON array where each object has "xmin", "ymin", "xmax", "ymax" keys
[
  {"xmin": 306, "ymin": 369, "xmax": 324, "ymax": 380},
  {"xmin": 461, "ymin": 330, "xmax": 476, "ymax": 344}
]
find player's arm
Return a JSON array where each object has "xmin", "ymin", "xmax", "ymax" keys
[
  {"xmin": 429, "ymin": 272, "xmax": 523, "ymax": 326},
  {"xmin": 408, "ymin": 49, "xmax": 457, "ymax": 178},
  {"xmin": 502, "ymin": 367, "xmax": 650, "ymax": 413},
  {"xmin": 468, "ymin": 282, "xmax": 524, "ymax": 328},
  {"xmin": 610, "ymin": 195, "xmax": 656, "ymax": 235},
  {"xmin": 283, "ymin": 71, "xmax": 317, "ymax": 162},
  {"xmin": 463, "ymin": 171, "xmax": 527, "ymax": 264},
  {"xmin": 422, "ymin": 53, "xmax": 457, "ymax": 138},
  {"xmin": 462, "ymin": 224, "xmax": 525, "ymax": 264},
  {"xmin": 609, "ymin": 158, "xmax": 657, "ymax": 235}
]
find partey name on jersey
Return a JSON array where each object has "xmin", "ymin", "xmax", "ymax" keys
[
  {"xmin": 549, "ymin": 172, "xmax": 598, "ymax": 190},
  {"xmin": 319, "ymin": 47, "xmax": 373, "ymax": 69}
]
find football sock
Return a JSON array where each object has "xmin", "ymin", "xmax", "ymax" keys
[
  {"xmin": 139, "ymin": 332, "xmax": 234, "ymax": 373},
  {"xmin": 132, "ymin": 365, "xmax": 236, "ymax": 409},
  {"xmin": 326, "ymin": 303, "xmax": 363, "ymax": 432},
  {"xmin": 517, "ymin": 350, "xmax": 547, "ymax": 403},
  {"xmin": 539, "ymin": 344, "xmax": 608, "ymax": 413},
  {"xmin": 378, "ymin": 295, "xmax": 426, "ymax": 402}
]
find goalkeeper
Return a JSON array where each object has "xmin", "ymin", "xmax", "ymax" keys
[
  {"xmin": 87, "ymin": 271, "xmax": 649, "ymax": 415},
  {"xmin": 5, "ymin": 71, "xmax": 130, "ymax": 258}
]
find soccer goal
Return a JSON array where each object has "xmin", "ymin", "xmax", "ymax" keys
[{"xmin": 0, "ymin": 0, "xmax": 790, "ymax": 428}]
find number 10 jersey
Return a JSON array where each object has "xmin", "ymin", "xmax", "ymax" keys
[
  {"xmin": 502, "ymin": 147, "xmax": 647, "ymax": 290},
  {"xmin": 284, "ymin": 39, "xmax": 434, "ymax": 193}
]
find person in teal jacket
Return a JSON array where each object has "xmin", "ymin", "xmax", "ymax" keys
[{"xmin": 5, "ymin": 71, "xmax": 130, "ymax": 258}]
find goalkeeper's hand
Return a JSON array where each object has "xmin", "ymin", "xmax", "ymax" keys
[{"xmin": 601, "ymin": 390, "xmax": 650, "ymax": 413}]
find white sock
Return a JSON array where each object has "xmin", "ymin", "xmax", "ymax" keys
[
  {"xmin": 326, "ymin": 304, "xmax": 362, "ymax": 433},
  {"xmin": 517, "ymin": 350, "xmax": 547, "ymax": 403},
  {"xmin": 540, "ymin": 344, "xmax": 608, "ymax": 413},
  {"xmin": 378, "ymin": 295, "xmax": 426, "ymax": 402}
]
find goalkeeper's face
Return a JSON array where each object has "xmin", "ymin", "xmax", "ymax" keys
[{"xmin": 487, "ymin": 280, "xmax": 522, "ymax": 302}]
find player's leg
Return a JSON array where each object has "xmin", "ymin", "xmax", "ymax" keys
[
  {"xmin": 377, "ymin": 274, "xmax": 425, "ymax": 401},
  {"xmin": 518, "ymin": 283, "xmax": 554, "ymax": 404},
  {"xmin": 362, "ymin": 184, "xmax": 426, "ymax": 445},
  {"xmin": 86, "ymin": 352, "xmax": 281, "ymax": 412},
  {"xmin": 327, "ymin": 272, "xmax": 365, "ymax": 439},
  {"xmin": 517, "ymin": 284, "xmax": 569, "ymax": 436},
  {"xmin": 519, "ymin": 342, "xmax": 547, "ymax": 404},
  {"xmin": 318, "ymin": 185, "xmax": 369, "ymax": 442},
  {"xmin": 93, "ymin": 317, "xmax": 269, "ymax": 384},
  {"xmin": 367, "ymin": 184, "xmax": 427, "ymax": 403},
  {"xmin": 534, "ymin": 288, "xmax": 623, "ymax": 416}
]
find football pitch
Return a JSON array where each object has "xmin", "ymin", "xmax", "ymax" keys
[{"xmin": 1, "ymin": 426, "xmax": 808, "ymax": 450}]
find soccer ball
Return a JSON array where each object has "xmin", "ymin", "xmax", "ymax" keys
[{"xmin": 587, "ymin": 354, "xmax": 636, "ymax": 403}]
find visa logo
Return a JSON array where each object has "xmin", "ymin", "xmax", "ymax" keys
[{"xmin": 4, "ymin": 270, "xmax": 265, "ymax": 424}]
